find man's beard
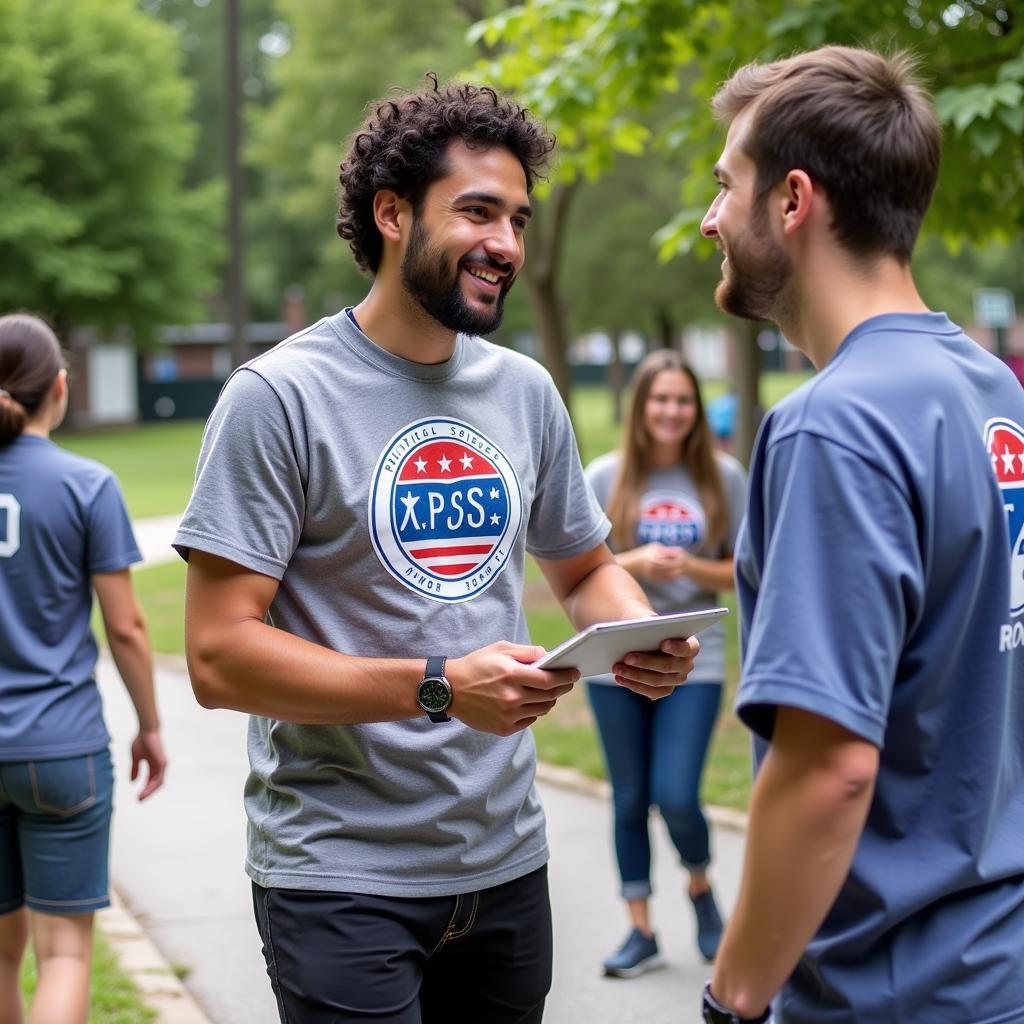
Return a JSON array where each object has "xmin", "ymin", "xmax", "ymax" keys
[
  {"xmin": 715, "ymin": 199, "xmax": 793, "ymax": 323},
  {"xmin": 400, "ymin": 218, "xmax": 512, "ymax": 336}
]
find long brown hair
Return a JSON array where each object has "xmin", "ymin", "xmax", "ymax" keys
[
  {"xmin": 606, "ymin": 350, "xmax": 727, "ymax": 551},
  {"xmin": 0, "ymin": 313, "xmax": 65, "ymax": 445}
]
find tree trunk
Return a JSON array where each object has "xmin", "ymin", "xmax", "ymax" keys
[
  {"xmin": 734, "ymin": 320, "xmax": 762, "ymax": 468},
  {"xmin": 608, "ymin": 324, "xmax": 625, "ymax": 424},
  {"xmin": 655, "ymin": 306, "xmax": 676, "ymax": 351},
  {"xmin": 522, "ymin": 181, "xmax": 579, "ymax": 420},
  {"xmin": 226, "ymin": 0, "xmax": 248, "ymax": 369}
]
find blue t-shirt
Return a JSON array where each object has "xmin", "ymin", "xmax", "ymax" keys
[
  {"xmin": 736, "ymin": 313, "xmax": 1024, "ymax": 1023},
  {"xmin": 0, "ymin": 434, "xmax": 141, "ymax": 760}
]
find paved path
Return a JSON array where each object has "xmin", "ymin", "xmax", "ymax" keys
[
  {"xmin": 133, "ymin": 513, "xmax": 182, "ymax": 567},
  {"xmin": 108, "ymin": 517, "xmax": 747, "ymax": 1022},
  {"xmin": 100, "ymin": 657, "xmax": 746, "ymax": 1024}
]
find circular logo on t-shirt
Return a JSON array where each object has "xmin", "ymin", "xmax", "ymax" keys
[
  {"xmin": 636, "ymin": 492, "xmax": 705, "ymax": 550},
  {"xmin": 368, "ymin": 418, "xmax": 523, "ymax": 603},
  {"xmin": 986, "ymin": 417, "xmax": 1024, "ymax": 617}
]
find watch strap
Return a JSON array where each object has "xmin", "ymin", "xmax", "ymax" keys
[
  {"xmin": 702, "ymin": 982, "xmax": 771, "ymax": 1023},
  {"xmin": 422, "ymin": 656, "xmax": 451, "ymax": 723}
]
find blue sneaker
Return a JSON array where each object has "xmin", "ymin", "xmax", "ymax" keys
[
  {"xmin": 690, "ymin": 888, "xmax": 724, "ymax": 962},
  {"xmin": 602, "ymin": 927, "xmax": 665, "ymax": 978}
]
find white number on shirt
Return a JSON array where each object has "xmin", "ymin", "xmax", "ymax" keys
[{"xmin": 0, "ymin": 493, "xmax": 21, "ymax": 557}]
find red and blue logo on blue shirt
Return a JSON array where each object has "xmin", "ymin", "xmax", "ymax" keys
[
  {"xmin": 637, "ymin": 493, "xmax": 704, "ymax": 550},
  {"xmin": 369, "ymin": 417, "xmax": 523, "ymax": 603},
  {"xmin": 986, "ymin": 417, "xmax": 1024, "ymax": 618}
]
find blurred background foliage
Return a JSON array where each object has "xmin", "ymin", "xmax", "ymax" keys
[{"xmin": 2, "ymin": 0, "xmax": 1020, "ymax": 391}]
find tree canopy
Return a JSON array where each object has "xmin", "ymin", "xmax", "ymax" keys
[
  {"xmin": 475, "ymin": 0, "xmax": 1024, "ymax": 255},
  {"xmin": 248, "ymin": 0, "xmax": 489, "ymax": 316},
  {"xmin": 0, "ymin": 0, "xmax": 222, "ymax": 338}
]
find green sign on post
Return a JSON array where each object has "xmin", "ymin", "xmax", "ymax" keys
[{"xmin": 974, "ymin": 288, "xmax": 1016, "ymax": 359}]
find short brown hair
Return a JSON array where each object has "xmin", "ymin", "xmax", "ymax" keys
[
  {"xmin": 0, "ymin": 313, "xmax": 65, "ymax": 445},
  {"xmin": 337, "ymin": 76, "xmax": 556, "ymax": 274},
  {"xmin": 712, "ymin": 46, "xmax": 940, "ymax": 263}
]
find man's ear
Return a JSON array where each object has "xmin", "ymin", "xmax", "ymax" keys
[
  {"xmin": 779, "ymin": 169, "xmax": 815, "ymax": 236},
  {"xmin": 373, "ymin": 189, "xmax": 408, "ymax": 244}
]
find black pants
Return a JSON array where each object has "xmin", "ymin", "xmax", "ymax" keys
[{"xmin": 252, "ymin": 865, "xmax": 552, "ymax": 1023}]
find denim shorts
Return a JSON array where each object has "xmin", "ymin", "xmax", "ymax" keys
[{"xmin": 0, "ymin": 747, "xmax": 114, "ymax": 916}]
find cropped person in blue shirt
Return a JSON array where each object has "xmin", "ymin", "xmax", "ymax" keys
[
  {"xmin": 697, "ymin": 46, "xmax": 1024, "ymax": 1024},
  {"xmin": 0, "ymin": 313, "xmax": 167, "ymax": 1024}
]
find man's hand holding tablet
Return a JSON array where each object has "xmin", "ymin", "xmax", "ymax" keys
[{"xmin": 534, "ymin": 608, "xmax": 727, "ymax": 699}]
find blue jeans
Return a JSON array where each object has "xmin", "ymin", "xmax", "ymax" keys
[{"xmin": 587, "ymin": 681, "xmax": 722, "ymax": 900}]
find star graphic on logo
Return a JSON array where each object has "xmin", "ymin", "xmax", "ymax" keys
[
  {"xmin": 460, "ymin": 454, "xmax": 475, "ymax": 470},
  {"xmin": 414, "ymin": 457, "xmax": 427, "ymax": 473},
  {"xmin": 1002, "ymin": 446, "xmax": 1018, "ymax": 475},
  {"xmin": 438, "ymin": 455, "xmax": 452, "ymax": 473},
  {"xmin": 489, "ymin": 487, "xmax": 500, "ymax": 499},
  {"xmin": 490, "ymin": 513, "xmax": 501, "ymax": 526}
]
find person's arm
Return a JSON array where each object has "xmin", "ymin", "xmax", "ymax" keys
[
  {"xmin": 184, "ymin": 550, "xmax": 579, "ymax": 735},
  {"xmin": 678, "ymin": 550, "xmax": 735, "ymax": 591},
  {"xmin": 707, "ymin": 706, "xmax": 879, "ymax": 1019},
  {"xmin": 92, "ymin": 569, "xmax": 167, "ymax": 801},
  {"xmin": 534, "ymin": 542, "xmax": 699, "ymax": 699}
]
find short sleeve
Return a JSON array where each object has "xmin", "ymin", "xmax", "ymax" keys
[
  {"xmin": 736, "ymin": 433, "xmax": 923, "ymax": 747},
  {"xmin": 526, "ymin": 386, "xmax": 609, "ymax": 560},
  {"xmin": 173, "ymin": 369, "xmax": 306, "ymax": 579},
  {"xmin": 86, "ymin": 475, "xmax": 142, "ymax": 574}
]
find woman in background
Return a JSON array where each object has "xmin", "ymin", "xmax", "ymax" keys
[
  {"xmin": 586, "ymin": 348, "xmax": 746, "ymax": 978},
  {"xmin": 0, "ymin": 313, "xmax": 166, "ymax": 1024}
]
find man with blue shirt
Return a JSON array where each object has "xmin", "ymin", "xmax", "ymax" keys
[{"xmin": 697, "ymin": 46, "xmax": 1024, "ymax": 1024}]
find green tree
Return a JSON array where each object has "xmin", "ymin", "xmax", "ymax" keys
[
  {"xmin": 474, "ymin": 0, "xmax": 1024, "ymax": 457},
  {"xmin": 0, "ymin": 0, "xmax": 223, "ymax": 339},
  {"xmin": 248, "ymin": 0, "xmax": 487, "ymax": 321},
  {"xmin": 146, "ymin": 0, "xmax": 286, "ymax": 321}
]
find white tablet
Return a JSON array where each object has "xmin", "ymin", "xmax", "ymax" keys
[{"xmin": 534, "ymin": 607, "xmax": 729, "ymax": 677}]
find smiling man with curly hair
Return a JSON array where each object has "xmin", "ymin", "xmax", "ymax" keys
[{"xmin": 175, "ymin": 76, "xmax": 701, "ymax": 1023}]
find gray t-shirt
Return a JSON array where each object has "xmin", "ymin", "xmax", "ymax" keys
[
  {"xmin": 585, "ymin": 451, "xmax": 745, "ymax": 682},
  {"xmin": 174, "ymin": 311, "xmax": 609, "ymax": 897}
]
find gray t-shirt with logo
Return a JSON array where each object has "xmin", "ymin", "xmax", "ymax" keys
[
  {"xmin": 585, "ymin": 451, "xmax": 746, "ymax": 683},
  {"xmin": 174, "ymin": 311, "xmax": 609, "ymax": 897}
]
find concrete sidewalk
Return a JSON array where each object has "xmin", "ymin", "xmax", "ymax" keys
[{"xmin": 100, "ymin": 655, "xmax": 745, "ymax": 1024}]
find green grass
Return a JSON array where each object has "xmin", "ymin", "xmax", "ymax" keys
[
  {"xmin": 133, "ymin": 560, "xmax": 187, "ymax": 655},
  {"xmin": 55, "ymin": 421, "xmax": 204, "ymax": 519},
  {"xmin": 20, "ymin": 932, "xmax": 157, "ymax": 1024}
]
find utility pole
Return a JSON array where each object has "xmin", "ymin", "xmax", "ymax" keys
[{"xmin": 226, "ymin": 0, "xmax": 248, "ymax": 369}]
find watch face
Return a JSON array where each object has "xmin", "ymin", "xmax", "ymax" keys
[{"xmin": 418, "ymin": 678, "xmax": 451, "ymax": 713}]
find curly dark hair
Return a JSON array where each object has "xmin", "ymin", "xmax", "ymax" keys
[{"xmin": 337, "ymin": 75, "xmax": 556, "ymax": 274}]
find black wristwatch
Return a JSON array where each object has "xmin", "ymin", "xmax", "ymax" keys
[
  {"xmin": 417, "ymin": 656, "xmax": 452, "ymax": 723},
  {"xmin": 702, "ymin": 982, "xmax": 771, "ymax": 1024}
]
